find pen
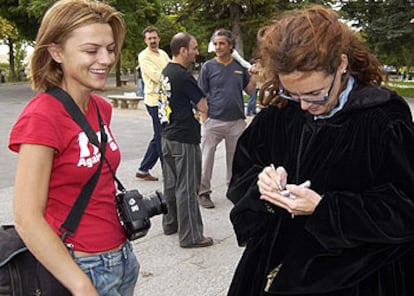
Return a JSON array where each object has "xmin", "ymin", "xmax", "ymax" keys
[
  {"xmin": 270, "ymin": 164, "xmax": 294, "ymax": 219},
  {"xmin": 270, "ymin": 163, "xmax": 284, "ymax": 191},
  {"xmin": 270, "ymin": 164, "xmax": 312, "ymax": 219}
]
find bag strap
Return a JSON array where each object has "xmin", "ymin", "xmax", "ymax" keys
[
  {"xmin": 46, "ymin": 87, "xmax": 107, "ymax": 240},
  {"xmin": 47, "ymin": 89, "xmax": 128, "ymax": 193}
]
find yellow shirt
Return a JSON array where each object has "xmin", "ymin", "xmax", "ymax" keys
[{"xmin": 138, "ymin": 47, "xmax": 170, "ymax": 107}]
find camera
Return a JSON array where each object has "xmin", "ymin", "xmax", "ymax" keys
[{"xmin": 116, "ymin": 189, "xmax": 168, "ymax": 241}]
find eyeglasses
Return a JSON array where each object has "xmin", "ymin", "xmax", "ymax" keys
[{"xmin": 278, "ymin": 70, "xmax": 337, "ymax": 103}]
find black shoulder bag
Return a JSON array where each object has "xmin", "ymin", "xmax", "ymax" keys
[{"xmin": 0, "ymin": 88, "xmax": 107, "ymax": 296}]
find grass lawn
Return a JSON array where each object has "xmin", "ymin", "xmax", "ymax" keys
[{"xmin": 385, "ymin": 81, "xmax": 414, "ymax": 99}]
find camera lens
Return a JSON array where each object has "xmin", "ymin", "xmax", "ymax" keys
[{"xmin": 143, "ymin": 190, "xmax": 168, "ymax": 217}]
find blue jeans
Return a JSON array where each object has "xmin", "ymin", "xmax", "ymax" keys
[
  {"xmin": 73, "ymin": 242, "xmax": 139, "ymax": 296},
  {"xmin": 138, "ymin": 104, "xmax": 163, "ymax": 173},
  {"xmin": 246, "ymin": 89, "xmax": 258, "ymax": 115},
  {"xmin": 136, "ymin": 78, "xmax": 144, "ymax": 97}
]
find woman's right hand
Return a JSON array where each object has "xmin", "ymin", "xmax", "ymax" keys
[
  {"xmin": 72, "ymin": 282, "xmax": 99, "ymax": 296},
  {"xmin": 257, "ymin": 165, "xmax": 322, "ymax": 216},
  {"xmin": 257, "ymin": 165, "xmax": 291, "ymax": 211},
  {"xmin": 14, "ymin": 144, "xmax": 100, "ymax": 296},
  {"xmin": 257, "ymin": 165, "xmax": 288, "ymax": 194}
]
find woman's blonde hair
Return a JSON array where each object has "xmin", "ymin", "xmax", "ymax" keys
[{"xmin": 31, "ymin": 0, "xmax": 125, "ymax": 91}]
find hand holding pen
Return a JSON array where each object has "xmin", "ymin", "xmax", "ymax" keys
[
  {"xmin": 257, "ymin": 164, "xmax": 322, "ymax": 218},
  {"xmin": 270, "ymin": 164, "xmax": 287, "ymax": 193}
]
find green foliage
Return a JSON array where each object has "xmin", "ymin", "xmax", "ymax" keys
[
  {"xmin": 161, "ymin": 0, "xmax": 185, "ymax": 14},
  {"xmin": 340, "ymin": 0, "xmax": 414, "ymax": 71},
  {"xmin": 4, "ymin": 0, "xmax": 412, "ymax": 85},
  {"xmin": 171, "ymin": 0, "xmax": 280, "ymax": 59},
  {"xmin": 21, "ymin": 0, "xmax": 54, "ymax": 20},
  {"xmin": 0, "ymin": 0, "xmax": 42, "ymax": 81},
  {"xmin": 112, "ymin": 0, "xmax": 163, "ymax": 70},
  {"xmin": 170, "ymin": 0, "xmax": 328, "ymax": 60},
  {"xmin": 0, "ymin": 0, "xmax": 41, "ymax": 41},
  {"xmin": 154, "ymin": 14, "xmax": 185, "ymax": 56},
  {"xmin": 0, "ymin": 17, "xmax": 16, "ymax": 40}
]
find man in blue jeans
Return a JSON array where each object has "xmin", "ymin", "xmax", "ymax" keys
[
  {"xmin": 246, "ymin": 88, "xmax": 258, "ymax": 116},
  {"xmin": 136, "ymin": 26, "xmax": 170, "ymax": 181}
]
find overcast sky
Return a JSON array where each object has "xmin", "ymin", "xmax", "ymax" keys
[{"xmin": 0, "ymin": 44, "xmax": 33, "ymax": 64}]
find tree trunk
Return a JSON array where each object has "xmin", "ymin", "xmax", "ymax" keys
[
  {"xmin": 402, "ymin": 47, "xmax": 413, "ymax": 80},
  {"xmin": 7, "ymin": 37, "xmax": 16, "ymax": 82},
  {"xmin": 229, "ymin": 3, "xmax": 244, "ymax": 57}
]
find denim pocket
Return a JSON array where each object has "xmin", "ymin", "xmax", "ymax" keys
[{"xmin": 74, "ymin": 242, "xmax": 139, "ymax": 296}]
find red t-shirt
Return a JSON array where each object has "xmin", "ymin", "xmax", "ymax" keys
[{"xmin": 9, "ymin": 92, "xmax": 126, "ymax": 252}]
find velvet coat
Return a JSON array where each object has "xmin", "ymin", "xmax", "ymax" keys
[{"xmin": 227, "ymin": 82, "xmax": 414, "ymax": 296}]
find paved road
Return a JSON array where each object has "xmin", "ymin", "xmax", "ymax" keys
[{"xmin": 0, "ymin": 82, "xmax": 242, "ymax": 296}]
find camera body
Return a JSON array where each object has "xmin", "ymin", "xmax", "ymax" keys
[{"xmin": 116, "ymin": 189, "xmax": 167, "ymax": 241}]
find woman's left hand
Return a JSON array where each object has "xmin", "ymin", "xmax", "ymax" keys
[{"xmin": 260, "ymin": 183, "xmax": 322, "ymax": 217}]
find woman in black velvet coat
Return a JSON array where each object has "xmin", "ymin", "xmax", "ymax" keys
[{"xmin": 227, "ymin": 5, "xmax": 414, "ymax": 296}]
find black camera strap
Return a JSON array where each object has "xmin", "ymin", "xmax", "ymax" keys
[{"xmin": 47, "ymin": 87, "xmax": 108, "ymax": 240}]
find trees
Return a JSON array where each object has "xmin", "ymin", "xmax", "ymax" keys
[
  {"xmin": 107, "ymin": 0, "xmax": 162, "ymax": 85},
  {"xmin": 0, "ymin": 0, "xmax": 40, "ymax": 81},
  {"xmin": 0, "ymin": 0, "xmax": 165, "ymax": 85},
  {"xmin": 340, "ymin": 0, "xmax": 414, "ymax": 77},
  {"xmin": 172, "ymin": 0, "xmax": 327, "ymax": 61},
  {"xmin": 110, "ymin": 0, "xmax": 162, "ymax": 64},
  {"xmin": 4, "ymin": 0, "xmax": 412, "ymax": 85},
  {"xmin": 175, "ymin": 0, "xmax": 280, "ymax": 59}
]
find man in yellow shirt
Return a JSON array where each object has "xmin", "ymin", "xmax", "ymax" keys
[{"xmin": 136, "ymin": 26, "xmax": 170, "ymax": 181}]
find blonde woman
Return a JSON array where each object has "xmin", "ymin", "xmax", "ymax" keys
[{"xmin": 9, "ymin": 1, "xmax": 139, "ymax": 295}]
